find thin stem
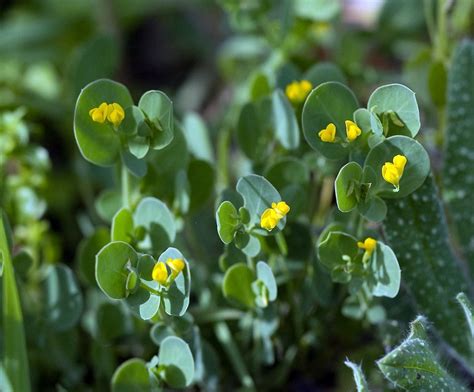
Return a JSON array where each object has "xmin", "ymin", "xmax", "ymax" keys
[
  {"xmin": 216, "ymin": 127, "xmax": 231, "ymax": 192},
  {"xmin": 121, "ymin": 164, "xmax": 130, "ymax": 209}
]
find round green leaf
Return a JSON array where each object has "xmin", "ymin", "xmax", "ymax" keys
[
  {"xmin": 159, "ymin": 248, "xmax": 191, "ymax": 317},
  {"xmin": 363, "ymin": 135, "xmax": 430, "ymax": 198},
  {"xmin": 128, "ymin": 136, "xmax": 150, "ymax": 159},
  {"xmin": 158, "ymin": 336, "xmax": 195, "ymax": 388},
  {"xmin": 318, "ymin": 231, "xmax": 358, "ymax": 272},
  {"xmin": 136, "ymin": 254, "xmax": 155, "ymax": 281},
  {"xmin": 303, "ymin": 62, "xmax": 347, "ymax": 86},
  {"xmin": 134, "ymin": 197, "xmax": 176, "ymax": 254},
  {"xmin": 302, "ymin": 82, "xmax": 359, "ymax": 159},
  {"xmin": 95, "ymin": 189, "xmax": 122, "ymax": 223},
  {"xmin": 235, "ymin": 232, "xmax": 261, "ymax": 257},
  {"xmin": 96, "ymin": 241, "xmax": 137, "ymax": 299},
  {"xmin": 222, "ymin": 263, "xmax": 256, "ymax": 308},
  {"xmin": 256, "ymin": 261, "xmax": 277, "ymax": 301},
  {"xmin": 182, "ymin": 112, "xmax": 214, "ymax": 162},
  {"xmin": 369, "ymin": 242, "xmax": 400, "ymax": 298},
  {"xmin": 42, "ymin": 264, "xmax": 83, "ymax": 331},
  {"xmin": 357, "ymin": 195, "xmax": 387, "ymax": 222},
  {"xmin": 264, "ymin": 157, "xmax": 310, "ymax": 189},
  {"xmin": 367, "ymin": 83, "xmax": 420, "ymax": 137},
  {"xmin": 138, "ymin": 90, "xmax": 174, "ymax": 150},
  {"xmin": 111, "ymin": 208, "xmax": 134, "ymax": 243},
  {"xmin": 125, "ymin": 285, "xmax": 161, "ymax": 320},
  {"xmin": 150, "ymin": 323, "xmax": 175, "ymax": 346},
  {"xmin": 111, "ymin": 358, "xmax": 150, "ymax": 392},
  {"xmin": 216, "ymin": 201, "xmax": 240, "ymax": 244},
  {"xmin": 335, "ymin": 161, "xmax": 363, "ymax": 212},
  {"xmin": 74, "ymin": 79, "xmax": 133, "ymax": 166},
  {"xmin": 236, "ymin": 174, "xmax": 285, "ymax": 232}
]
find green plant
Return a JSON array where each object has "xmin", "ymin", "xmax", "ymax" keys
[{"xmin": 1, "ymin": 0, "xmax": 474, "ymax": 390}]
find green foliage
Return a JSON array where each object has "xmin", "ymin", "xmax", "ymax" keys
[
  {"xmin": 157, "ymin": 336, "xmax": 195, "ymax": 388},
  {"xmin": 1, "ymin": 212, "xmax": 31, "ymax": 392},
  {"xmin": 111, "ymin": 359, "xmax": 150, "ymax": 392},
  {"xmin": 74, "ymin": 79, "xmax": 133, "ymax": 166},
  {"xmin": 223, "ymin": 263, "xmax": 256, "ymax": 308},
  {"xmin": 272, "ymin": 90, "xmax": 299, "ymax": 150},
  {"xmin": 383, "ymin": 176, "xmax": 471, "ymax": 356},
  {"xmin": 5, "ymin": 4, "xmax": 474, "ymax": 390},
  {"xmin": 302, "ymin": 81, "xmax": 359, "ymax": 159},
  {"xmin": 42, "ymin": 264, "xmax": 83, "ymax": 331},
  {"xmin": 335, "ymin": 162, "xmax": 363, "ymax": 212},
  {"xmin": 443, "ymin": 40, "xmax": 474, "ymax": 280},
  {"xmin": 363, "ymin": 136, "xmax": 430, "ymax": 199},
  {"xmin": 367, "ymin": 83, "xmax": 420, "ymax": 137},
  {"xmin": 344, "ymin": 360, "xmax": 370, "ymax": 392},
  {"xmin": 377, "ymin": 317, "xmax": 468, "ymax": 391}
]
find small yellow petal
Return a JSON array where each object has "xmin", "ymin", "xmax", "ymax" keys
[
  {"xmin": 345, "ymin": 120, "xmax": 361, "ymax": 142},
  {"xmin": 152, "ymin": 262, "xmax": 168, "ymax": 284},
  {"xmin": 260, "ymin": 208, "xmax": 279, "ymax": 231},
  {"xmin": 382, "ymin": 162, "xmax": 400, "ymax": 187},
  {"xmin": 166, "ymin": 258, "xmax": 185, "ymax": 275},
  {"xmin": 273, "ymin": 201, "xmax": 290, "ymax": 217},
  {"xmin": 393, "ymin": 154, "xmax": 407, "ymax": 175},
  {"xmin": 358, "ymin": 237, "xmax": 376, "ymax": 252},
  {"xmin": 318, "ymin": 123, "xmax": 336, "ymax": 143},
  {"xmin": 107, "ymin": 102, "xmax": 125, "ymax": 126}
]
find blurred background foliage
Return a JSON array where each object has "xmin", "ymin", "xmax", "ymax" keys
[{"xmin": 0, "ymin": 0, "xmax": 473, "ymax": 390}]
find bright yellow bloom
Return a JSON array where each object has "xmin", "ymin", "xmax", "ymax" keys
[
  {"xmin": 345, "ymin": 120, "xmax": 361, "ymax": 142},
  {"xmin": 260, "ymin": 208, "xmax": 279, "ymax": 231},
  {"xmin": 357, "ymin": 237, "xmax": 377, "ymax": 255},
  {"xmin": 89, "ymin": 102, "xmax": 109, "ymax": 123},
  {"xmin": 382, "ymin": 154, "xmax": 407, "ymax": 191},
  {"xmin": 271, "ymin": 201, "xmax": 290, "ymax": 218},
  {"xmin": 89, "ymin": 102, "xmax": 125, "ymax": 126},
  {"xmin": 166, "ymin": 258, "xmax": 185, "ymax": 277},
  {"xmin": 152, "ymin": 262, "xmax": 168, "ymax": 285},
  {"xmin": 285, "ymin": 80, "xmax": 313, "ymax": 104},
  {"xmin": 260, "ymin": 201, "xmax": 290, "ymax": 231},
  {"xmin": 318, "ymin": 123, "xmax": 336, "ymax": 143},
  {"xmin": 107, "ymin": 103, "xmax": 125, "ymax": 127}
]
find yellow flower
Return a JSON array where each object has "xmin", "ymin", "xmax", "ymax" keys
[
  {"xmin": 261, "ymin": 208, "xmax": 279, "ymax": 231},
  {"xmin": 107, "ymin": 103, "xmax": 125, "ymax": 127},
  {"xmin": 89, "ymin": 102, "xmax": 108, "ymax": 123},
  {"xmin": 260, "ymin": 201, "xmax": 290, "ymax": 231},
  {"xmin": 152, "ymin": 262, "xmax": 168, "ymax": 285},
  {"xmin": 357, "ymin": 237, "xmax": 377, "ymax": 256},
  {"xmin": 285, "ymin": 80, "xmax": 313, "ymax": 104},
  {"xmin": 89, "ymin": 102, "xmax": 125, "ymax": 126},
  {"xmin": 382, "ymin": 154, "xmax": 407, "ymax": 191},
  {"xmin": 318, "ymin": 123, "xmax": 336, "ymax": 143},
  {"xmin": 166, "ymin": 258, "xmax": 185, "ymax": 277},
  {"xmin": 345, "ymin": 120, "xmax": 361, "ymax": 142},
  {"xmin": 272, "ymin": 201, "xmax": 290, "ymax": 218}
]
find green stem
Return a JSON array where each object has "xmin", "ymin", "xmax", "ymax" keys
[
  {"xmin": 216, "ymin": 127, "xmax": 231, "ymax": 192},
  {"xmin": 275, "ymin": 232, "xmax": 288, "ymax": 256},
  {"xmin": 121, "ymin": 164, "xmax": 130, "ymax": 209},
  {"xmin": 0, "ymin": 211, "xmax": 31, "ymax": 392},
  {"xmin": 214, "ymin": 322, "xmax": 255, "ymax": 391}
]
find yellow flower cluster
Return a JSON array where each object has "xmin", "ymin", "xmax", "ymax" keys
[
  {"xmin": 260, "ymin": 201, "xmax": 290, "ymax": 231},
  {"xmin": 382, "ymin": 155, "xmax": 407, "ymax": 191},
  {"xmin": 285, "ymin": 80, "xmax": 313, "ymax": 104},
  {"xmin": 318, "ymin": 120, "xmax": 362, "ymax": 143},
  {"xmin": 89, "ymin": 102, "xmax": 125, "ymax": 127},
  {"xmin": 152, "ymin": 258, "xmax": 186, "ymax": 285}
]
